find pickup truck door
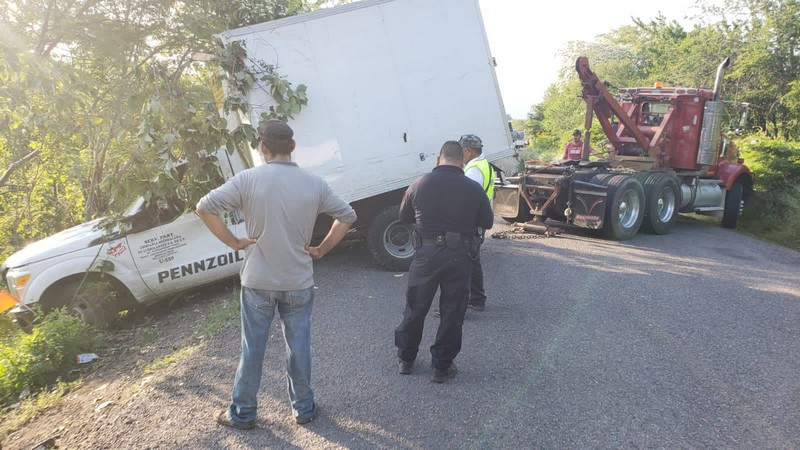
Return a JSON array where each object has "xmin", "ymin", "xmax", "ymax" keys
[
  {"xmin": 125, "ymin": 209, "xmax": 244, "ymax": 295},
  {"xmin": 125, "ymin": 150, "xmax": 246, "ymax": 295}
]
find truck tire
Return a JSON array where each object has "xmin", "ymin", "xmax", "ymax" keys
[
  {"xmin": 601, "ymin": 175, "xmax": 645, "ymax": 240},
  {"xmin": 367, "ymin": 205, "xmax": 414, "ymax": 271},
  {"xmin": 641, "ymin": 173, "xmax": 680, "ymax": 234},
  {"xmin": 721, "ymin": 182, "xmax": 744, "ymax": 229},
  {"xmin": 42, "ymin": 278, "xmax": 120, "ymax": 328}
]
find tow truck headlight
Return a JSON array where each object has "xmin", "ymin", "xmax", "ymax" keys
[{"xmin": 7, "ymin": 273, "xmax": 31, "ymax": 300}]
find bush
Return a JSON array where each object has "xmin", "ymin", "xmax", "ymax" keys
[
  {"xmin": 736, "ymin": 136, "xmax": 800, "ymax": 250},
  {"xmin": 0, "ymin": 309, "xmax": 100, "ymax": 405},
  {"xmin": 737, "ymin": 136, "xmax": 800, "ymax": 215},
  {"xmin": 0, "ymin": 314, "xmax": 18, "ymax": 342}
]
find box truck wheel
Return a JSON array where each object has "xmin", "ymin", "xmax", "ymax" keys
[
  {"xmin": 602, "ymin": 175, "xmax": 645, "ymax": 240},
  {"xmin": 641, "ymin": 173, "xmax": 680, "ymax": 234},
  {"xmin": 367, "ymin": 205, "xmax": 414, "ymax": 271},
  {"xmin": 721, "ymin": 182, "xmax": 744, "ymax": 229}
]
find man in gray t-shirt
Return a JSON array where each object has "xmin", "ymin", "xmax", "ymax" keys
[{"xmin": 197, "ymin": 120, "xmax": 356, "ymax": 429}]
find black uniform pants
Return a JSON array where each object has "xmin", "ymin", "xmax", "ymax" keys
[
  {"xmin": 469, "ymin": 255, "xmax": 486, "ymax": 308},
  {"xmin": 395, "ymin": 245, "xmax": 471, "ymax": 370}
]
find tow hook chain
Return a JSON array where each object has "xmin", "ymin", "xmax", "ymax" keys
[{"xmin": 490, "ymin": 230, "xmax": 555, "ymax": 240}]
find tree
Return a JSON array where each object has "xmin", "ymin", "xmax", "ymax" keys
[{"xmin": 0, "ymin": 0, "xmax": 315, "ymax": 261}]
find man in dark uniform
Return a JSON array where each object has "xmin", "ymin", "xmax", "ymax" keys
[{"xmin": 394, "ymin": 141, "xmax": 494, "ymax": 383}]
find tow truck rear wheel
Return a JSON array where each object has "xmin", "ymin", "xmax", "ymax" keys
[
  {"xmin": 601, "ymin": 175, "xmax": 645, "ymax": 240},
  {"xmin": 367, "ymin": 204, "xmax": 415, "ymax": 271},
  {"xmin": 721, "ymin": 182, "xmax": 744, "ymax": 229},
  {"xmin": 641, "ymin": 173, "xmax": 680, "ymax": 234}
]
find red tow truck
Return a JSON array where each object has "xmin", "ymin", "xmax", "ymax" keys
[{"xmin": 494, "ymin": 57, "xmax": 753, "ymax": 239}]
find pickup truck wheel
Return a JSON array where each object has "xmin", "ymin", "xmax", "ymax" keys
[
  {"xmin": 721, "ymin": 182, "xmax": 744, "ymax": 229},
  {"xmin": 602, "ymin": 175, "xmax": 645, "ymax": 240},
  {"xmin": 641, "ymin": 173, "xmax": 680, "ymax": 234},
  {"xmin": 367, "ymin": 205, "xmax": 414, "ymax": 271},
  {"xmin": 43, "ymin": 279, "xmax": 120, "ymax": 328}
]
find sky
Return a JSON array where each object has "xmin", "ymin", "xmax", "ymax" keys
[{"xmin": 477, "ymin": 0, "xmax": 706, "ymax": 118}]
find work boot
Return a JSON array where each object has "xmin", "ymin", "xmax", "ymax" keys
[
  {"xmin": 295, "ymin": 402, "xmax": 316, "ymax": 425},
  {"xmin": 215, "ymin": 409, "xmax": 255, "ymax": 430},
  {"xmin": 431, "ymin": 363, "xmax": 457, "ymax": 383},
  {"xmin": 398, "ymin": 359, "xmax": 413, "ymax": 375}
]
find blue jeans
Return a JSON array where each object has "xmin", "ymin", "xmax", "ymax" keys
[{"xmin": 228, "ymin": 286, "xmax": 315, "ymax": 425}]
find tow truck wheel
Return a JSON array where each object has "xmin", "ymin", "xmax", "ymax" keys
[
  {"xmin": 602, "ymin": 175, "xmax": 645, "ymax": 240},
  {"xmin": 721, "ymin": 182, "xmax": 744, "ymax": 229},
  {"xmin": 367, "ymin": 204, "xmax": 414, "ymax": 271},
  {"xmin": 641, "ymin": 173, "xmax": 680, "ymax": 234}
]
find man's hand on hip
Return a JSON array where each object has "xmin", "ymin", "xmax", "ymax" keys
[
  {"xmin": 232, "ymin": 237, "xmax": 257, "ymax": 251},
  {"xmin": 306, "ymin": 246, "xmax": 325, "ymax": 260},
  {"xmin": 197, "ymin": 209, "xmax": 256, "ymax": 251}
]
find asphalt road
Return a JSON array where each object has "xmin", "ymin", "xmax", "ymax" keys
[{"xmin": 53, "ymin": 218, "xmax": 800, "ymax": 448}]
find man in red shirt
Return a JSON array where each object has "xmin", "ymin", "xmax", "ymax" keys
[{"xmin": 562, "ymin": 129, "xmax": 595, "ymax": 160}]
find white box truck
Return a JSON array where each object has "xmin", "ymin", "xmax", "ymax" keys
[
  {"xmin": 219, "ymin": 0, "xmax": 516, "ymax": 269},
  {"xmin": 2, "ymin": 0, "xmax": 516, "ymax": 325}
]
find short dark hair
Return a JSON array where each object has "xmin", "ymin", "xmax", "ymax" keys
[
  {"xmin": 439, "ymin": 140, "xmax": 464, "ymax": 162},
  {"xmin": 258, "ymin": 119, "xmax": 294, "ymax": 155}
]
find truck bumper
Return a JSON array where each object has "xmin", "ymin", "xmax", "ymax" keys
[{"xmin": 9, "ymin": 305, "xmax": 36, "ymax": 331}]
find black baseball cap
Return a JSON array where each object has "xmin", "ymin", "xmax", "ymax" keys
[
  {"xmin": 573, "ymin": 129, "xmax": 582, "ymax": 136},
  {"xmin": 258, "ymin": 119, "xmax": 294, "ymax": 154}
]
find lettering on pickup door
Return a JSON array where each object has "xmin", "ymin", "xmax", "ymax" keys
[
  {"xmin": 138, "ymin": 232, "xmax": 187, "ymax": 263},
  {"xmin": 157, "ymin": 251, "xmax": 244, "ymax": 283}
]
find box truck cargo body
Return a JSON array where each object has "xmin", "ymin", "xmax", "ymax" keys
[{"xmin": 221, "ymin": 0, "xmax": 515, "ymax": 269}]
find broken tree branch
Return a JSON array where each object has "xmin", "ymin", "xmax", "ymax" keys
[{"xmin": 0, "ymin": 150, "xmax": 41, "ymax": 188}]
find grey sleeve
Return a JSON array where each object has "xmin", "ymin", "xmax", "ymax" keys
[
  {"xmin": 319, "ymin": 182, "xmax": 357, "ymax": 224},
  {"xmin": 196, "ymin": 175, "xmax": 243, "ymax": 215}
]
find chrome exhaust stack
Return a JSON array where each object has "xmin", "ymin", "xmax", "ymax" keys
[
  {"xmin": 712, "ymin": 57, "xmax": 731, "ymax": 101},
  {"xmin": 698, "ymin": 57, "xmax": 731, "ymax": 166}
]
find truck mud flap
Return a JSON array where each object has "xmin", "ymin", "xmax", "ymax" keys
[
  {"xmin": 493, "ymin": 185, "xmax": 521, "ymax": 218},
  {"xmin": 570, "ymin": 181, "xmax": 608, "ymax": 229}
]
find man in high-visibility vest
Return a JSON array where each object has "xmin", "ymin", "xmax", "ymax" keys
[{"xmin": 459, "ymin": 134, "xmax": 493, "ymax": 312}]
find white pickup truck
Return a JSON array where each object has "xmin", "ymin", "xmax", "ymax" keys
[{"xmin": 2, "ymin": 0, "xmax": 517, "ymax": 325}]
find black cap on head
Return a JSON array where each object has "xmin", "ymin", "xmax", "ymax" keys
[
  {"xmin": 573, "ymin": 129, "xmax": 582, "ymax": 136},
  {"xmin": 458, "ymin": 134, "xmax": 483, "ymax": 149},
  {"xmin": 258, "ymin": 119, "xmax": 294, "ymax": 155}
]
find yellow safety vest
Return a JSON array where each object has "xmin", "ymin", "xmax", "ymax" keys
[{"xmin": 465, "ymin": 157, "xmax": 494, "ymax": 200}]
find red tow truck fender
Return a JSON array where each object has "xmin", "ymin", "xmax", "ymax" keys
[{"xmin": 716, "ymin": 161, "xmax": 753, "ymax": 191}]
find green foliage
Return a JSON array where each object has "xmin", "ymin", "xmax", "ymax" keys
[
  {"xmin": 738, "ymin": 137, "xmax": 800, "ymax": 194},
  {"xmin": 0, "ymin": 309, "xmax": 100, "ymax": 405},
  {"xmin": 0, "ymin": 0, "xmax": 314, "ymax": 263},
  {"xmin": 737, "ymin": 137, "xmax": 800, "ymax": 248},
  {"xmin": 0, "ymin": 314, "xmax": 19, "ymax": 342}
]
